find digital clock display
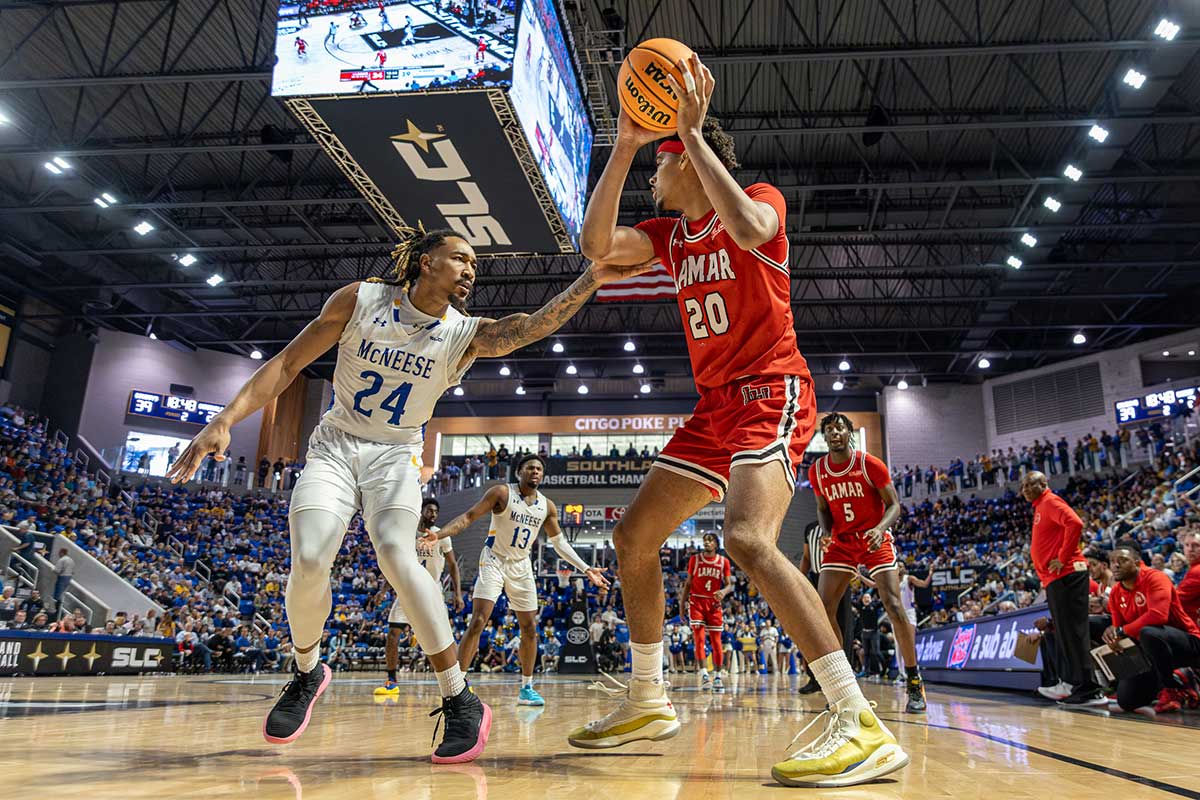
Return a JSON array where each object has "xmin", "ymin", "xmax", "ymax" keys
[
  {"xmin": 127, "ymin": 390, "xmax": 225, "ymax": 425},
  {"xmin": 1114, "ymin": 383, "xmax": 1198, "ymax": 425}
]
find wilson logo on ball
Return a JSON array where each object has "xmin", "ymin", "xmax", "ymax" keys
[{"xmin": 617, "ymin": 37, "xmax": 695, "ymax": 132}]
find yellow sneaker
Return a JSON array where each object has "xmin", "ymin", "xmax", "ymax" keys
[
  {"xmin": 567, "ymin": 673, "xmax": 681, "ymax": 749},
  {"xmin": 373, "ymin": 680, "xmax": 400, "ymax": 696},
  {"xmin": 771, "ymin": 701, "xmax": 909, "ymax": 787}
]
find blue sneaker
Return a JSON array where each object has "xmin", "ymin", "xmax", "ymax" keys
[{"xmin": 517, "ymin": 685, "xmax": 545, "ymax": 706}]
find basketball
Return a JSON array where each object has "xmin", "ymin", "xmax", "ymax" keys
[{"xmin": 617, "ymin": 37, "xmax": 696, "ymax": 131}]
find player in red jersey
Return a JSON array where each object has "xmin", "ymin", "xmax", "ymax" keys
[
  {"xmin": 294, "ymin": 37, "xmax": 308, "ymax": 58},
  {"xmin": 568, "ymin": 54, "xmax": 908, "ymax": 788},
  {"xmin": 679, "ymin": 532, "xmax": 733, "ymax": 691},
  {"xmin": 376, "ymin": 50, "xmax": 387, "ymax": 68},
  {"xmin": 809, "ymin": 413, "xmax": 925, "ymax": 713}
]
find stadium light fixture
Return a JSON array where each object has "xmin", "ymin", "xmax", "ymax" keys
[
  {"xmin": 515, "ymin": 385, "xmax": 526, "ymax": 395},
  {"xmin": 565, "ymin": 363, "xmax": 578, "ymax": 375},
  {"xmin": 1006, "ymin": 256, "xmax": 1023, "ymax": 269},
  {"xmin": 250, "ymin": 349, "xmax": 263, "ymax": 360},
  {"xmin": 101, "ymin": 193, "xmax": 117, "ymax": 204},
  {"xmin": 1088, "ymin": 124, "xmax": 1109, "ymax": 143},
  {"xmin": 897, "ymin": 378, "xmax": 909, "ymax": 390},
  {"xmin": 1189, "ymin": 350, "xmax": 1196, "ymax": 357},
  {"xmin": 498, "ymin": 365, "xmax": 511, "ymax": 376},
  {"xmin": 206, "ymin": 273, "xmax": 224, "ymax": 287},
  {"xmin": 133, "ymin": 220, "xmax": 155, "ymax": 236},
  {"xmin": 93, "ymin": 198, "xmax": 109, "ymax": 208},
  {"xmin": 453, "ymin": 386, "xmax": 464, "ymax": 396},
  {"xmin": 551, "ymin": 341, "xmax": 565, "ymax": 353},
  {"xmin": 978, "ymin": 357, "xmax": 991, "ymax": 369},
  {"xmin": 1043, "ymin": 196, "xmax": 1062, "ymax": 212},
  {"xmin": 623, "ymin": 340, "xmax": 636, "ymax": 352},
  {"xmin": 1155, "ymin": 19, "xmax": 1180, "ymax": 41},
  {"xmin": 577, "ymin": 384, "xmax": 589, "ymax": 395},
  {"xmin": 632, "ymin": 363, "xmax": 645, "ymax": 375},
  {"xmin": 640, "ymin": 384, "xmax": 651, "ymax": 394},
  {"xmin": 1123, "ymin": 68, "xmax": 1147, "ymax": 89},
  {"xmin": 43, "ymin": 162, "xmax": 62, "ymax": 175},
  {"xmin": 1020, "ymin": 233, "xmax": 1038, "ymax": 247},
  {"xmin": 148, "ymin": 332, "xmax": 157, "ymax": 340},
  {"xmin": 52, "ymin": 156, "xmax": 71, "ymax": 170},
  {"xmin": 832, "ymin": 380, "xmax": 844, "ymax": 391},
  {"xmin": 1064, "ymin": 164, "xmax": 1083, "ymax": 181},
  {"xmin": 1073, "ymin": 333, "xmax": 1087, "ymax": 345},
  {"xmin": 1163, "ymin": 350, "xmax": 1171, "ymax": 357},
  {"xmin": 0, "ymin": 110, "xmax": 9, "ymax": 125},
  {"xmin": 177, "ymin": 254, "xmax": 197, "ymax": 267},
  {"xmin": 838, "ymin": 359, "xmax": 851, "ymax": 372}
]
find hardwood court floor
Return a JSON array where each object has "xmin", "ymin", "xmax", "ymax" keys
[{"xmin": 2, "ymin": 671, "xmax": 1198, "ymax": 799}]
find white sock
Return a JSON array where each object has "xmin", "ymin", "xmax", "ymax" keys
[
  {"xmin": 631, "ymin": 641, "xmax": 664, "ymax": 684},
  {"xmin": 295, "ymin": 644, "xmax": 320, "ymax": 674},
  {"xmin": 809, "ymin": 651, "xmax": 868, "ymax": 709},
  {"xmin": 523, "ymin": 674, "xmax": 533, "ymax": 688},
  {"xmin": 436, "ymin": 663, "xmax": 467, "ymax": 698}
]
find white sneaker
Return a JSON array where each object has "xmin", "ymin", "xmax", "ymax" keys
[
  {"xmin": 1037, "ymin": 681, "xmax": 1072, "ymax": 701},
  {"xmin": 567, "ymin": 673, "xmax": 681, "ymax": 749},
  {"xmin": 699, "ymin": 671, "xmax": 713, "ymax": 691},
  {"xmin": 771, "ymin": 699, "xmax": 909, "ymax": 787}
]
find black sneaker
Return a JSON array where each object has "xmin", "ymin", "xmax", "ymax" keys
[
  {"xmin": 263, "ymin": 663, "xmax": 332, "ymax": 744},
  {"xmin": 1057, "ymin": 686, "xmax": 1107, "ymax": 707},
  {"xmin": 429, "ymin": 684, "xmax": 492, "ymax": 763},
  {"xmin": 798, "ymin": 676, "xmax": 822, "ymax": 694},
  {"xmin": 906, "ymin": 676, "xmax": 927, "ymax": 713}
]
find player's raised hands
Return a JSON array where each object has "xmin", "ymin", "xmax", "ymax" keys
[
  {"xmin": 417, "ymin": 529, "xmax": 440, "ymax": 549},
  {"xmin": 584, "ymin": 567, "xmax": 611, "ymax": 589},
  {"xmin": 165, "ymin": 422, "xmax": 230, "ymax": 485},
  {"xmin": 665, "ymin": 53, "xmax": 714, "ymax": 138},
  {"xmin": 616, "ymin": 106, "xmax": 672, "ymax": 148}
]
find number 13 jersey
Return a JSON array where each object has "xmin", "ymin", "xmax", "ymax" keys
[
  {"xmin": 323, "ymin": 281, "xmax": 480, "ymax": 445},
  {"xmin": 485, "ymin": 484, "xmax": 549, "ymax": 561},
  {"xmin": 635, "ymin": 182, "xmax": 809, "ymax": 391}
]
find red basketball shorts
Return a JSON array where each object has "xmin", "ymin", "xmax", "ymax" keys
[
  {"xmin": 821, "ymin": 531, "xmax": 899, "ymax": 576},
  {"xmin": 688, "ymin": 596, "xmax": 724, "ymax": 631},
  {"xmin": 655, "ymin": 374, "xmax": 816, "ymax": 500}
]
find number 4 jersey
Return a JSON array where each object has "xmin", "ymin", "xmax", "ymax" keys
[
  {"xmin": 323, "ymin": 281, "xmax": 480, "ymax": 445},
  {"xmin": 635, "ymin": 182, "xmax": 809, "ymax": 392}
]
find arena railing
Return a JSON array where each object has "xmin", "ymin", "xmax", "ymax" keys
[
  {"xmin": 917, "ymin": 552, "xmax": 1021, "ymax": 628},
  {"xmin": 166, "ymin": 534, "xmax": 184, "ymax": 560},
  {"xmin": 6, "ymin": 552, "xmax": 39, "ymax": 592},
  {"xmin": 1119, "ymin": 468, "xmax": 1200, "ymax": 544},
  {"xmin": 58, "ymin": 590, "xmax": 95, "ymax": 627},
  {"xmin": 194, "ymin": 560, "xmax": 212, "ymax": 585}
]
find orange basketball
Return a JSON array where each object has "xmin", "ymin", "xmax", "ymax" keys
[{"xmin": 617, "ymin": 37, "xmax": 696, "ymax": 132}]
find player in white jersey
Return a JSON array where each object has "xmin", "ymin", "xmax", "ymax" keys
[
  {"xmin": 425, "ymin": 454, "xmax": 609, "ymax": 707},
  {"xmin": 166, "ymin": 227, "xmax": 653, "ymax": 763},
  {"xmin": 376, "ymin": 497, "xmax": 463, "ymax": 695}
]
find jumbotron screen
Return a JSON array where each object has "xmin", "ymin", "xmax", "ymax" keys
[
  {"xmin": 271, "ymin": 1, "xmax": 516, "ymax": 97},
  {"xmin": 510, "ymin": 0, "xmax": 593, "ymax": 246}
]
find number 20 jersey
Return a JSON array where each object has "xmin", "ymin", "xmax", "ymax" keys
[
  {"xmin": 322, "ymin": 281, "xmax": 480, "ymax": 445},
  {"xmin": 635, "ymin": 182, "xmax": 810, "ymax": 391}
]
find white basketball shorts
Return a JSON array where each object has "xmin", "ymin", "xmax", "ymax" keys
[
  {"xmin": 388, "ymin": 598, "xmax": 410, "ymax": 627},
  {"xmin": 290, "ymin": 422, "xmax": 423, "ymax": 529},
  {"xmin": 473, "ymin": 547, "xmax": 538, "ymax": 612}
]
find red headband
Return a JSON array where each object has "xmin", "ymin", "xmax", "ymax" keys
[{"xmin": 656, "ymin": 139, "xmax": 686, "ymax": 156}]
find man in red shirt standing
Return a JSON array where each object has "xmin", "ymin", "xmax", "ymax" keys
[
  {"xmin": 679, "ymin": 533, "xmax": 734, "ymax": 691},
  {"xmin": 1021, "ymin": 471, "xmax": 1104, "ymax": 706},
  {"xmin": 1177, "ymin": 530, "xmax": 1200, "ymax": 625},
  {"xmin": 570, "ymin": 55, "xmax": 908, "ymax": 788},
  {"xmin": 1106, "ymin": 538, "xmax": 1200, "ymax": 712}
]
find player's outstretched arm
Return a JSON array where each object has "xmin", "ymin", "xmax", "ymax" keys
[
  {"xmin": 579, "ymin": 110, "xmax": 662, "ymax": 264},
  {"xmin": 165, "ymin": 283, "xmax": 359, "ymax": 484},
  {"xmin": 460, "ymin": 259, "xmax": 656, "ymax": 363},
  {"xmin": 544, "ymin": 499, "xmax": 609, "ymax": 588},
  {"xmin": 424, "ymin": 485, "xmax": 508, "ymax": 543}
]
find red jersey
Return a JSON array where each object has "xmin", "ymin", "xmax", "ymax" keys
[
  {"xmin": 1030, "ymin": 490, "xmax": 1087, "ymax": 587},
  {"xmin": 1110, "ymin": 566, "xmax": 1200, "ymax": 640},
  {"xmin": 635, "ymin": 183, "xmax": 810, "ymax": 391},
  {"xmin": 688, "ymin": 553, "xmax": 731, "ymax": 599},
  {"xmin": 808, "ymin": 451, "xmax": 890, "ymax": 537},
  {"xmin": 1176, "ymin": 563, "xmax": 1200, "ymax": 624}
]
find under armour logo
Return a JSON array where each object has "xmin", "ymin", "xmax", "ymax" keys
[{"xmin": 372, "ymin": 317, "xmax": 388, "ymax": 328}]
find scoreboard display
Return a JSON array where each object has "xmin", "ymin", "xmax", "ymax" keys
[
  {"xmin": 127, "ymin": 390, "xmax": 225, "ymax": 426},
  {"xmin": 1115, "ymin": 383, "xmax": 1198, "ymax": 425}
]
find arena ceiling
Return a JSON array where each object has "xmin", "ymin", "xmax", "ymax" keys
[{"xmin": 2, "ymin": 0, "xmax": 1200, "ymax": 398}]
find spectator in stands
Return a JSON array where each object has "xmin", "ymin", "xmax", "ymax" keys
[
  {"xmin": 12, "ymin": 519, "xmax": 37, "ymax": 563},
  {"xmin": 235, "ymin": 625, "xmax": 265, "ymax": 672},
  {"xmin": 233, "ymin": 456, "xmax": 247, "ymax": 487},
  {"xmin": 0, "ymin": 586, "xmax": 17, "ymax": 619},
  {"xmin": 857, "ymin": 592, "xmax": 883, "ymax": 677},
  {"xmin": 1177, "ymin": 530, "xmax": 1200, "ymax": 624},
  {"xmin": 257, "ymin": 457, "xmax": 270, "ymax": 488},
  {"xmin": 1105, "ymin": 539, "xmax": 1200, "ymax": 713},
  {"xmin": 29, "ymin": 611, "xmax": 49, "ymax": 630},
  {"xmin": 22, "ymin": 589, "xmax": 44, "ymax": 618},
  {"xmin": 2, "ymin": 608, "xmax": 28, "ymax": 630},
  {"xmin": 52, "ymin": 547, "xmax": 75, "ymax": 605}
]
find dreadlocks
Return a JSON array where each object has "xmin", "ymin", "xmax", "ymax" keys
[
  {"xmin": 819, "ymin": 412, "xmax": 856, "ymax": 447},
  {"xmin": 368, "ymin": 224, "xmax": 462, "ymax": 292}
]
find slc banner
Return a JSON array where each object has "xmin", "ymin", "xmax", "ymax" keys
[{"xmin": 0, "ymin": 631, "xmax": 174, "ymax": 676}]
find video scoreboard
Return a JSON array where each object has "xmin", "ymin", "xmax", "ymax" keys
[{"xmin": 127, "ymin": 390, "xmax": 225, "ymax": 426}]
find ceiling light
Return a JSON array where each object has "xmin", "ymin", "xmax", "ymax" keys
[
  {"xmin": 43, "ymin": 162, "xmax": 62, "ymax": 175},
  {"xmin": 93, "ymin": 198, "xmax": 109, "ymax": 208},
  {"xmin": 0, "ymin": 111, "xmax": 9, "ymax": 125},
  {"xmin": 897, "ymin": 379, "xmax": 909, "ymax": 390},
  {"xmin": 978, "ymin": 357, "xmax": 991, "ymax": 369},
  {"xmin": 1064, "ymin": 164, "xmax": 1083, "ymax": 181},
  {"xmin": 832, "ymin": 380, "xmax": 844, "ymax": 391},
  {"xmin": 52, "ymin": 156, "xmax": 71, "ymax": 169},
  {"xmin": 1188, "ymin": 350, "xmax": 1196, "ymax": 357},
  {"xmin": 1155, "ymin": 19, "xmax": 1180, "ymax": 41},
  {"xmin": 632, "ymin": 363, "xmax": 644, "ymax": 375},
  {"xmin": 1122, "ymin": 68, "xmax": 1147, "ymax": 89},
  {"xmin": 623, "ymin": 340, "xmax": 636, "ymax": 352},
  {"xmin": 453, "ymin": 386, "xmax": 464, "ymax": 396},
  {"xmin": 1043, "ymin": 196, "xmax": 1062, "ymax": 212},
  {"xmin": 148, "ymin": 332, "xmax": 157, "ymax": 340},
  {"xmin": 1163, "ymin": 350, "xmax": 1171, "ymax": 357},
  {"xmin": 206, "ymin": 274, "xmax": 224, "ymax": 287},
  {"xmin": 1088, "ymin": 124, "xmax": 1109, "ymax": 143},
  {"xmin": 639, "ymin": 384, "xmax": 651, "ymax": 394},
  {"xmin": 515, "ymin": 385, "xmax": 526, "ymax": 395},
  {"xmin": 838, "ymin": 359, "xmax": 851, "ymax": 372},
  {"xmin": 250, "ymin": 349, "xmax": 263, "ymax": 360},
  {"xmin": 552, "ymin": 341, "xmax": 565, "ymax": 353},
  {"xmin": 499, "ymin": 365, "xmax": 511, "ymax": 376},
  {"xmin": 1020, "ymin": 233, "xmax": 1038, "ymax": 247},
  {"xmin": 177, "ymin": 254, "xmax": 197, "ymax": 267},
  {"xmin": 133, "ymin": 220, "xmax": 155, "ymax": 236},
  {"xmin": 566, "ymin": 363, "xmax": 577, "ymax": 375},
  {"xmin": 1073, "ymin": 333, "xmax": 1087, "ymax": 345},
  {"xmin": 577, "ymin": 384, "xmax": 589, "ymax": 395},
  {"xmin": 1006, "ymin": 256, "xmax": 1023, "ymax": 269},
  {"xmin": 101, "ymin": 193, "xmax": 117, "ymax": 204}
]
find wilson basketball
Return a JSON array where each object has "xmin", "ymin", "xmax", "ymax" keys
[{"xmin": 617, "ymin": 37, "xmax": 696, "ymax": 132}]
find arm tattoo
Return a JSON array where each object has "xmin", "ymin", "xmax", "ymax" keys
[{"xmin": 471, "ymin": 270, "xmax": 599, "ymax": 358}]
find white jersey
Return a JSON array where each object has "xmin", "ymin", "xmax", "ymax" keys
[
  {"xmin": 322, "ymin": 282, "xmax": 480, "ymax": 445},
  {"xmin": 900, "ymin": 574, "xmax": 915, "ymax": 613},
  {"xmin": 416, "ymin": 526, "xmax": 453, "ymax": 580},
  {"xmin": 485, "ymin": 484, "xmax": 549, "ymax": 561}
]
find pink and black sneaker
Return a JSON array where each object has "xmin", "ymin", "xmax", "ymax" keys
[
  {"xmin": 263, "ymin": 663, "xmax": 332, "ymax": 744},
  {"xmin": 430, "ymin": 684, "xmax": 492, "ymax": 764}
]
